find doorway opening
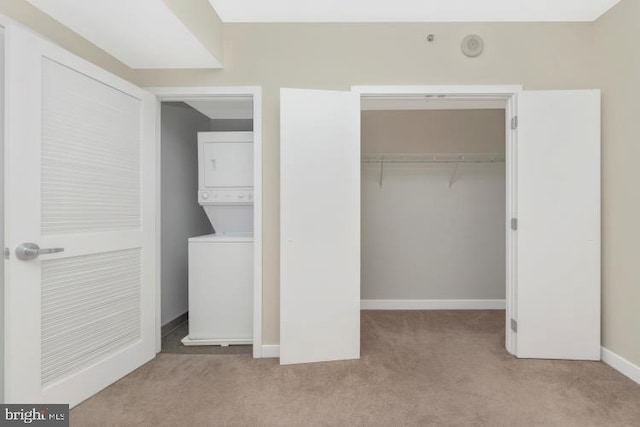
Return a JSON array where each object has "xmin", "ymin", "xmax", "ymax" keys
[
  {"xmin": 150, "ymin": 87, "xmax": 263, "ymax": 359},
  {"xmin": 279, "ymin": 85, "xmax": 600, "ymax": 365},
  {"xmin": 354, "ymin": 86, "xmax": 519, "ymax": 355}
]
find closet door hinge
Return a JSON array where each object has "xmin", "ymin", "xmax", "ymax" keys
[
  {"xmin": 510, "ymin": 218, "xmax": 518, "ymax": 231},
  {"xmin": 511, "ymin": 116, "xmax": 518, "ymax": 130},
  {"xmin": 510, "ymin": 319, "xmax": 518, "ymax": 333}
]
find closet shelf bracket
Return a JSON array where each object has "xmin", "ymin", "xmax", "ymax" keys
[
  {"xmin": 449, "ymin": 157, "xmax": 462, "ymax": 188},
  {"xmin": 379, "ymin": 156, "xmax": 385, "ymax": 188}
]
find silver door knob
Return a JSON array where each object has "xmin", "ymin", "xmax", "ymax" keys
[{"xmin": 15, "ymin": 242, "xmax": 65, "ymax": 261}]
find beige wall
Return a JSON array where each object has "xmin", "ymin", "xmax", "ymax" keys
[
  {"xmin": 0, "ymin": 0, "xmax": 134, "ymax": 82},
  {"xmin": 594, "ymin": 0, "xmax": 640, "ymax": 366},
  {"xmin": 5, "ymin": 3, "xmax": 632, "ymax": 357},
  {"xmin": 133, "ymin": 23, "xmax": 598, "ymax": 345}
]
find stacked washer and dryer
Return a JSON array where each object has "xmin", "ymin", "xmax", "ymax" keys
[{"xmin": 182, "ymin": 131, "xmax": 254, "ymax": 346}]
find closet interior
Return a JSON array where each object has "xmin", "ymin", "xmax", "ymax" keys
[{"xmin": 360, "ymin": 98, "xmax": 507, "ymax": 310}]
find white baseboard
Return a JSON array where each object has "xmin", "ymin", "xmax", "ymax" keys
[
  {"xmin": 360, "ymin": 299, "xmax": 506, "ymax": 310},
  {"xmin": 602, "ymin": 347, "xmax": 640, "ymax": 385},
  {"xmin": 261, "ymin": 345, "xmax": 280, "ymax": 358}
]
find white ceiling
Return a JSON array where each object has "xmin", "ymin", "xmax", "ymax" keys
[
  {"xmin": 209, "ymin": 0, "xmax": 620, "ymax": 23},
  {"xmin": 185, "ymin": 98, "xmax": 253, "ymax": 120},
  {"xmin": 25, "ymin": 0, "xmax": 221, "ymax": 69},
  {"xmin": 24, "ymin": 0, "xmax": 620, "ymax": 70}
]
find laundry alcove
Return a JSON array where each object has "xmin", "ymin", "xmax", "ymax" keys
[{"xmin": 158, "ymin": 96, "xmax": 258, "ymax": 352}]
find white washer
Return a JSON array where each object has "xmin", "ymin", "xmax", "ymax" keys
[{"xmin": 184, "ymin": 233, "xmax": 253, "ymax": 346}]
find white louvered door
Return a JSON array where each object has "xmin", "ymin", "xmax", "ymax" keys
[{"xmin": 4, "ymin": 25, "xmax": 156, "ymax": 406}]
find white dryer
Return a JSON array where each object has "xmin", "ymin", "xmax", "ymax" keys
[{"xmin": 182, "ymin": 131, "xmax": 254, "ymax": 346}]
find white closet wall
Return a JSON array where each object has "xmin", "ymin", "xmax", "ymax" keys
[
  {"xmin": 161, "ymin": 103, "xmax": 213, "ymax": 325},
  {"xmin": 361, "ymin": 110, "xmax": 506, "ymax": 301}
]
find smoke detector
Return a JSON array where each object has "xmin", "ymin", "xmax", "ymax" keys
[{"xmin": 461, "ymin": 34, "xmax": 484, "ymax": 58}]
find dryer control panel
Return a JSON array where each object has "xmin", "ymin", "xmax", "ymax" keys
[{"xmin": 199, "ymin": 189, "xmax": 253, "ymax": 205}]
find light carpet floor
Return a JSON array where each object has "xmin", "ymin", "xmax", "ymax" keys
[{"xmin": 71, "ymin": 311, "xmax": 640, "ymax": 426}]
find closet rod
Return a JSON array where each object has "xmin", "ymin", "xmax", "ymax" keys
[{"xmin": 362, "ymin": 153, "xmax": 506, "ymax": 164}]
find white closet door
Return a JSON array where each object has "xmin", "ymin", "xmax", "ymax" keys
[
  {"xmin": 516, "ymin": 90, "xmax": 600, "ymax": 360},
  {"xmin": 280, "ymin": 88, "xmax": 360, "ymax": 365},
  {"xmin": 4, "ymin": 24, "xmax": 156, "ymax": 405}
]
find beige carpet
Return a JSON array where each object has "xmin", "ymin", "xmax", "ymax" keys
[{"xmin": 71, "ymin": 311, "xmax": 640, "ymax": 426}]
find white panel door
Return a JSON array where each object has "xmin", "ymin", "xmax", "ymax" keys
[
  {"xmin": 516, "ymin": 90, "xmax": 600, "ymax": 360},
  {"xmin": 280, "ymin": 88, "xmax": 360, "ymax": 365},
  {"xmin": 4, "ymin": 24, "xmax": 156, "ymax": 405}
]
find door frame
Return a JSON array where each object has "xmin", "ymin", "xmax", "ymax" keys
[
  {"xmin": 146, "ymin": 86, "xmax": 264, "ymax": 359},
  {"xmin": 352, "ymin": 85, "xmax": 522, "ymax": 355},
  {"xmin": 0, "ymin": 22, "xmax": 5, "ymax": 404}
]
